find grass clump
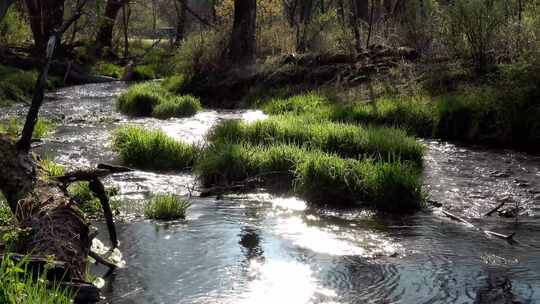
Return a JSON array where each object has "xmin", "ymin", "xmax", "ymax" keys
[
  {"xmin": 117, "ymin": 82, "xmax": 202, "ymax": 118},
  {"xmin": 295, "ymin": 155, "xmax": 424, "ymax": 211},
  {"xmin": 261, "ymin": 93, "xmax": 332, "ymax": 117},
  {"xmin": 0, "ymin": 256, "xmax": 74, "ymax": 304},
  {"xmin": 152, "ymin": 95, "xmax": 202, "ymax": 119},
  {"xmin": 196, "ymin": 142, "xmax": 424, "ymax": 211},
  {"xmin": 131, "ymin": 65, "xmax": 157, "ymax": 81},
  {"xmin": 333, "ymin": 96, "xmax": 436, "ymax": 137},
  {"xmin": 39, "ymin": 157, "xmax": 65, "ymax": 178},
  {"xmin": 113, "ymin": 126, "xmax": 197, "ymax": 171},
  {"xmin": 209, "ymin": 116, "xmax": 425, "ymax": 165},
  {"xmin": 94, "ymin": 62, "xmax": 124, "ymax": 79},
  {"xmin": 117, "ymin": 82, "xmax": 166, "ymax": 116},
  {"xmin": 144, "ymin": 194, "xmax": 190, "ymax": 220},
  {"xmin": 196, "ymin": 143, "xmax": 305, "ymax": 187}
]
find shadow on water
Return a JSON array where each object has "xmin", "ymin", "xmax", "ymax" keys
[{"xmin": 3, "ymin": 82, "xmax": 540, "ymax": 303}]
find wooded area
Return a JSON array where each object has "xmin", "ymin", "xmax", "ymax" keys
[{"xmin": 0, "ymin": 0, "xmax": 539, "ymax": 303}]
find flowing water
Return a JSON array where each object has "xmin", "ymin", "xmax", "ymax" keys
[{"xmin": 2, "ymin": 82, "xmax": 540, "ymax": 304}]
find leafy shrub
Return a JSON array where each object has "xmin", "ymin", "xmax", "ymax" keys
[
  {"xmin": 173, "ymin": 30, "xmax": 228, "ymax": 76},
  {"xmin": 131, "ymin": 65, "xmax": 157, "ymax": 81},
  {"xmin": 162, "ymin": 75, "xmax": 188, "ymax": 95}
]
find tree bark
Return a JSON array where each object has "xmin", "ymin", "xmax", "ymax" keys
[
  {"xmin": 229, "ymin": 0, "xmax": 257, "ymax": 65},
  {"xmin": 95, "ymin": 0, "xmax": 128, "ymax": 56},
  {"xmin": 174, "ymin": 0, "xmax": 186, "ymax": 44},
  {"xmin": 24, "ymin": 0, "xmax": 65, "ymax": 54}
]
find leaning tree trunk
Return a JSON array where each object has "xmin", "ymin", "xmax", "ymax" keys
[
  {"xmin": 229, "ymin": 0, "xmax": 257, "ymax": 65},
  {"xmin": 95, "ymin": 0, "xmax": 127, "ymax": 56},
  {"xmin": 24, "ymin": 0, "xmax": 65, "ymax": 54},
  {"xmin": 0, "ymin": 3, "xmax": 117, "ymax": 301},
  {"xmin": 0, "ymin": 138, "xmax": 91, "ymax": 281}
]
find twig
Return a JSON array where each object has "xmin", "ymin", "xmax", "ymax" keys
[
  {"xmin": 484, "ymin": 201, "xmax": 506, "ymax": 217},
  {"xmin": 89, "ymin": 251, "xmax": 117, "ymax": 270}
]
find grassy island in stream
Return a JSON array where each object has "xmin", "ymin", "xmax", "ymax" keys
[{"xmin": 117, "ymin": 82, "xmax": 202, "ymax": 119}]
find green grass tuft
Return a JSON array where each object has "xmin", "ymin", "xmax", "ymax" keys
[
  {"xmin": 113, "ymin": 126, "xmax": 198, "ymax": 171},
  {"xmin": 117, "ymin": 82, "xmax": 166, "ymax": 116},
  {"xmin": 209, "ymin": 116, "xmax": 425, "ymax": 165},
  {"xmin": 94, "ymin": 62, "xmax": 124, "ymax": 79},
  {"xmin": 144, "ymin": 194, "xmax": 191, "ymax": 220},
  {"xmin": 261, "ymin": 93, "xmax": 332, "ymax": 117},
  {"xmin": 0, "ymin": 194, "xmax": 12, "ymax": 226},
  {"xmin": 152, "ymin": 95, "xmax": 202, "ymax": 119},
  {"xmin": 0, "ymin": 255, "xmax": 74, "ymax": 303},
  {"xmin": 196, "ymin": 142, "xmax": 424, "ymax": 211},
  {"xmin": 131, "ymin": 65, "xmax": 157, "ymax": 81},
  {"xmin": 117, "ymin": 82, "xmax": 202, "ymax": 118},
  {"xmin": 0, "ymin": 118, "xmax": 55, "ymax": 139}
]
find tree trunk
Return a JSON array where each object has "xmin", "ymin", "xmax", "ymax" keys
[
  {"xmin": 229, "ymin": 0, "xmax": 257, "ymax": 65},
  {"xmin": 0, "ymin": 136, "xmax": 92, "ymax": 281},
  {"xmin": 296, "ymin": 0, "xmax": 313, "ymax": 52},
  {"xmin": 95, "ymin": 0, "xmax": 127, "ymax": 56},
  {"xmin": 174, "ymin": 0, "xmax": 187, "ymax": 44},
  {"xmin": 350, "ymin": 0, "xmax": 368, "ymax": 51},
  {"xmin": 24, "ymin": 0, "xmax": 65, "ymax": 54}
]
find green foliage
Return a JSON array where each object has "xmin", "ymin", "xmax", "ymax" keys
[
  {"xmin": 94, "ymin": 62, "xmax": 124, "ymax": 78},
  {"xmin": 131, "ymin": 65, "xmax": 157, "ymax": 81},
  {"xmin": 117, "ymin": 82, "xmax": 202, "ymax": 118},
  {"xmin": 173, "ymin": 31, "xmax": 228, "ymax": 76},
  {"xmin": 209, "ymin": 116, "xmax": 425, "ymax": 165},
  {"xmin": 196, "ymin": 142, "xmax": 424, "ymax": 211},
  {"xmin": 117, "ymin": 82, "xmax": 166, "ymax": 116},
  {"xmin": 261, "ymin": 93, "xmax": 332, "ymax": 117},
  {"xmin": 40, "ymin": 157, "xmax": 65, "ymax": 178},
  {"xmin": 195, "ymin": 143, "xmax": 304, "ymax": 187},
  {"xmin": 0, "ymin": 7, "xmax": 31, "ymax": 45},
  {"xmin": 162, "ymin": 75, "xmax": 188, "ymax": 95},
  {"xmin": 333, "ymin": 97, "xmax": 436, "ymax": 137},
  {"xmin": 0, "ymin": 256, "xmax": 74, "ymax": 304},
  {"xmin": 295, "ymin": 154, "xmax": 424, "ymax": 211},
  {"xmin": 0, "ymin": 117, "xmax": 55, "ymax": 139},
  {"xmin": 0, "ymin": 194, "xmax": 12, "ymax": 226},
  {"xmin": 152, "ymin": 95, "xmax": 202, "ymax": 119},
  {"xmin": 113, "ymin": 126, "xmax": 198, "ymax": 171},
  {"xmin": 144, "ymin": 194, "xmax": 191, "ymax": 220},
  {"xmin": 445, "ymin": 0, "xmax": 506, "ymax": 73}
]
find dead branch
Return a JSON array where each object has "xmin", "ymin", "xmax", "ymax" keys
[{"xmin": 484, "ymin": 201, "xmax": 506, "ymax": 217}]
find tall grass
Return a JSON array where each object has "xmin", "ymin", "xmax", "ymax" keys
[
  {"xmin": 195, "ymin": 142, "xmax": 424, "ymax": 211},
  {"xmin": 209, "ymin": 116, "xmax": 425, "ymax": 165},
  {"xmin": 117, "ymin": 82, "xmax": 202, "ymax": 118},
  {"xmin": 144, "ymin": 194, "xmax": 191, "ymax": 220},
  {"xmin": 117, "ymin": 82, "xmax": 166, "ymax": 116},
  {"xmin": 0, "ymin": 256, "xmax": 73, "ymax": 304},
  {"xmin": 113, "ymin": 126, "xmax": 198, "ymax": 171},
  {"xmin": 152, "ymin": 95, "xmax": 202, "ymax": 119}
]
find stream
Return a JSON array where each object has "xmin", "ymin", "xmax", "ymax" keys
[{"xmin": 2, "ymin": 82, "xmax": 540, "ymax": 303}]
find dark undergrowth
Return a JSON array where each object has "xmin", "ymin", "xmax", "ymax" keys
[{"xmin": 0, "ymin": 65, "xmax": 62, "ymax": 107}]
